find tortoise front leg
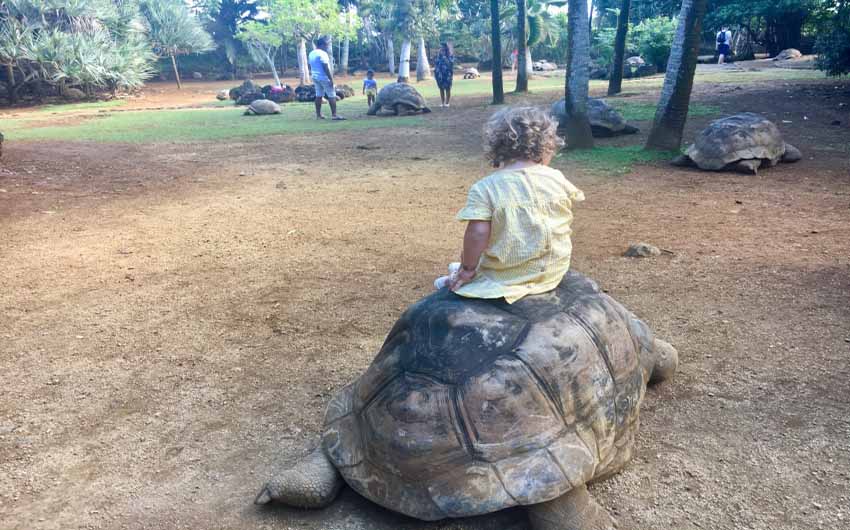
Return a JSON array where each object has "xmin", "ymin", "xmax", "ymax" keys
[
  {"xmin": 527, "ymin": 485, "xmax": 616, "ymax": 530},
  {"xmin": 254, "ymin": 446, "xmax": 343, "ymax": 508}
]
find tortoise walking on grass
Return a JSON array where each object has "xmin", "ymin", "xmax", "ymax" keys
[
  {"xmin": 255, "ymin": 271, "xmax": 678, "ymax": 530},
  {"xmin": 551, "ymin": 98, "xmax": 639, "ymax": 138},
  {"xmin": 367, "ymin": 82, "xmax": 431, "ymax": 116},
  {"xmin": 243, "ymin": 99, "xmax": 281, "ymax": 116},
  {"xmin": 672, "ymin": 113, "xmax": 802, "ymax": 174}
]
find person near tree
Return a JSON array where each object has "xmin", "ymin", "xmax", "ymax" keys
[
  {"xmin": 434, "ymin": 43, "xmax": 455, "ymax": 108},
  {"xmin": 362, "ymin": 69, "xmax": 378, "ymax": 109},
  {"xmin": 716, "ymin": 26, "xmax": 733, "ymax": 64},
  {"xmin": 308, "ymin": 36, "xmax": 345, "ymax": 120},
  {"xmin": 434, "ymin": 107, "xmax": 585, "ymax": 303}
]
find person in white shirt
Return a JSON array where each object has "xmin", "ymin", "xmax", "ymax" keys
[
  {"xmin": 308, "ymin": 36, "xmax": 345, "ymax": 120},
  {"xmin": 716, "ymin": 27, "xmax": 733, "ymax": 64}
]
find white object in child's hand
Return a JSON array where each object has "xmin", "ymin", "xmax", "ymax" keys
[{"xmin": 434, "ymin": 262, "xmax": 461, "ymax": 290}]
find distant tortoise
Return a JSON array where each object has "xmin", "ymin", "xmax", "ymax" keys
[
  {"xmin": 367, "ymin": 82, "xmax": 431, "ymax": 116},
  {"xmin": 463, "ymin": 67, "xmax": 480, "ymax": 79},
  {"xmin": 672, "ymin": 113, "xmax": 802, "ymax": 174},
  {"xmin": 243, "ymin": 99, "xmax": 281, "ymax": 116},
  {"xmin": 255, "ymin": 271, "xmax": 678, "ymax": 530},
  {"xmin": 551, "ymin": 97, "xmax": 639, "ymax": 138}
]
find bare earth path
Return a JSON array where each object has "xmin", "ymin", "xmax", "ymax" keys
[{"xmin": 1, "ymin": 73, "xmax": 849, "ymax": 530}]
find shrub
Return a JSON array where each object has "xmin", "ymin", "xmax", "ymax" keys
[
  {"xmin": 815, "ymin": 25, "xmax": 850, "ymax": 76},
  {"xmin": 628, "ymin": 16, "xmax": 677, "ymax": 72}
]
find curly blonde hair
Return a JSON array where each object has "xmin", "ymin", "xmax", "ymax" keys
[{"xmin": 483, "ymin": 106, "xmax": 563, "ymax": 167}]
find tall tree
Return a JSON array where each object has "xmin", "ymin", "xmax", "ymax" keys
[
  {"xmin": 142, "ymin": 0, "xmax": 215, "ymax": 89},
  {"xmin": 200, "ymin": 0, "xmax": 260, "ymax": 79},
  {"xmin": 515, "ymin": 0, "xmax": 528, "ymax": 92},
  {"xmin": 563, "ymin": 0, "xmax": 594, "ymax": 148},
  {"xmin": 238, "ymin": 21, "xmax": 284, "ymax": 86},
  {"xmin": 607, "ymin": 0, "xmax": 631, "ymax": 95},
  {"xmin": 645, "ymin": 0, "xmax": 708, "ymax": 151},
  {"xmin": 490, "ymin": 0, "xmax": 504, "ymax": 104},
  {"xmin": 416, "ymin": 37, "xmax": 431, "ymax": 80}
]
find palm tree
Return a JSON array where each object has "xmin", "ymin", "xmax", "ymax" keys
[
  {"xmin": 563, "ymin": 0, "xmax": 593, "ymax": 148},
  {"xmin": 607, "ymin": 0, "xmax": 631, "ymax": 96},
  {"xmin": 141, "ymin": 0, "xmax": 214, "ymax": 89},
  {"xmin": 515, "ymin": 0, "xmax": 528, "ymax": 92},
  {"xmin": 645, "ymin": 0, "xmax": 708, "ymax": 151},
  {"xmin": 491, "ymin": 0, "xmax": 504, "ymax": 104}
]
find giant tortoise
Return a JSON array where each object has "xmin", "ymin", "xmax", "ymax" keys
[
  {"xmin": 367, "ymin": 82, "xmax": 431, "ymax": 116},
  {"xmin": 672, "ymin": 113, "xmax": 802, "ymax": 174},
  {"xmin": 255, "ymin": 271, "xmax": 678, "ymax": 530},
  {"xmin": 243, "ymin": 99, "xmax": 281, "ymax": 116},
  {"xmin": 551, "ymin": 98, "xmax": 639, "ymax": 138}
]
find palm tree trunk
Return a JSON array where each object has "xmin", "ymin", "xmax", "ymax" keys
[
  {"xmin": 490, "ymin": 0, "xmax": 504, "ymax": 104},
  {"xmin": 266, "ymin": 49, "xmax": 282, "ymax": 87},
  {"xmin": 608, "ymin": 0, "xmax": 631, "ymax": 96},
  {"xmin": 386, "ymin": 37, "xmax": 396, "ymax": 76},
  {"xmin": 398, "ymin": 38, "xmax": 412, "ymax": 82},
  {"xmin": 564, "ymin": 0, "xmax": 594, "ymax": 148},
  {"xmin": 416, "ymin": 37, "xmax": 431, "ymax": 81},
  {"xmin": 170, "ymin": 54, "xmax": 182, "ymax": 89},
  {"xmin": 297, "ymin": 38, "xmax": 309, "ymax": 86},
  {"xmin": 515, "ymin": 0, "xmax": 529, "ymax": 92},
  {"xmin": 645, "ymin": 0, "xmax": 708, "ymax": 151},
  {"xmin": 341, "ymin": 36, "xmax": 350, "ymax": 76},
  {"xmin": 5, "ymin": 64, "xmax": 16, "ymax": 104}
]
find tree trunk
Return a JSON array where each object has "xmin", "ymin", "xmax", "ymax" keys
[
  {"xmin": 515, "ymin": 0, "xmax": 529, "ymax": 92},
  {"xmin": 170, "ymin": 54, "xmax": 182, "ymax": 89},
  {"xmin": 266, "ymin": 49, "xmax": 282, "ymax": 87},
  {"xmin": 416, "ymin": 37, "xmax": 431, "ymax": 81},
  {"xmin": 524, "ymin": 47, "xmax": 533, "ymax": 79},
  {"xmin": 297, "ymin": 38, "xmax": 309, "ymax": 86},
  {"xmin": 5, "ymin": 64, "xmax": 16, "ymax": 104},
  {"xmin": 387, "ymin": 37, "xmax": 396, "ymax": 76},
  {"xmin": 645, "ymin": 0, "xmax": 708, "ymax": 151},
  {"xmin": 398, "ymin": 38, "xmax": 412, "ymax": 82},
  {"xmin": 608, "ymin": 0, "xmax": 631, "ymax": 96},
  {"xmin": 563, "ymin": 0, "xmax": 594, "ymax": 148},
  {"xmin": 588, "ymin": 0, "xmax": 594, "ymax": 35},
  {"xmin": 341, "ymin": 36, "xmax": 350, "ymax": 76},
  {"xmin": 491, "ymin": 0, "xmax": 504, "ymax": 104}
]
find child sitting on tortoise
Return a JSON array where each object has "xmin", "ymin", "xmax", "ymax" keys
[{"xmin": 435, "ymin": 106, "xmax": 584, "ymax": 302}]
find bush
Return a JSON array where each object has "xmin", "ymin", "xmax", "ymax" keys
[
  {"xmin": 629, "ymin": 16, "xmax": 677, "ymax": 72},
  {"xmin": 815, "ymin": 26, "xmax": 850, "ymax": 76}
]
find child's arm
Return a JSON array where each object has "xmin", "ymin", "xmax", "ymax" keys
[{"xmin": 450, "ymin": 220, "xmax": 491, "ymax": 291}]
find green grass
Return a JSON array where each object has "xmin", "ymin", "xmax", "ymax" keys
[
  {"xmin": 555, "ymin": 145, "xmax": 675, "ymax": 175},
  {"xmin": 2, "ymin": 98, "xmax": 424, "ymax": 143},
  {"xmin": 34, "ymin": 100, "xmax": 127, "ymax": 113}
]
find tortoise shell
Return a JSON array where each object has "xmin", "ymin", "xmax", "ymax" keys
[
  {"xmin": 551, "ymin": 98, "xmax": 637, "ymax": 137},
  {"xmin": 684, "ymin": 113, "xmax": 787, "ymax": 170},
  {"xmin": 367, "ymin": 83, "xmax": 430, "ymax": 115},
  {"xmin": 321, "ymin": 271, "xmax": 657, "ymax": 520},
  {"xmin": 246, "ymin": 99, "xmax": 281, "ymax": 115}
]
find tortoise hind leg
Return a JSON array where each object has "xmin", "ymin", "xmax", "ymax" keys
[
  {"xmin": 254, "ymin": 446, "xmax": 343, "ymax": 508},
  {"xmin": 528, "ymin": 485, "xmax": 616, "ymax": 530}
]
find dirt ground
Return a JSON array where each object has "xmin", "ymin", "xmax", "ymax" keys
[{"xmin": 1, "ymin": 67, "xmax": 849, "ymax": 530}]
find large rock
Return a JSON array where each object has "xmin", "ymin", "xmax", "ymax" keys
[{"xmin": 63, "ymin": 88, "xmax": 87, "ymax": 101}]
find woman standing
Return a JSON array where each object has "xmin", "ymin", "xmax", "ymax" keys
[{"xmin": 434, "ymin": 43, "xmax": 455, "ymax": 108}]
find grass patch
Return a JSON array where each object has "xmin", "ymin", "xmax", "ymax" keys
[
  {"xmin": 34, "ymin": 100, "xmax": 127, "ymax": 113},
  {"xmin": 556, "ymin": 145, "xmax": 674, "ymax": 175},
  {"xmin": 3, "ymin": 98, "xmax": 424, "ymax": 143},
  {"xmin": 607, "ymin": 100, "xmax": 719, "ymax": 121}
]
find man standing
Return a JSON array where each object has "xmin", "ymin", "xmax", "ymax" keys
[
  {"xmin": 716, "ymin": 26, "xmax": 733, "ymax": 64},
  {"xmin": 308, "ymin": 36, "xmax": 345, "ymax": 120}
]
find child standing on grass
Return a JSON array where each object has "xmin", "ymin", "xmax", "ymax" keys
[
  {"xmin": 363, "ymin": 70, "xmax": 378, "ymax": 109},
  {"xmin": 435, "ymin": 106, "xmax": 584, "ymax": 303}
]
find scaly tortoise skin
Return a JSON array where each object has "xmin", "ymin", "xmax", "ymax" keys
[
  {"xmin": 367, "ymin": 82, "xmax": 431, "ymax": 116},
  {"xmin": 673, "ymin": 113, "xmax": 802, "ymax": 174},
  {"xmin": 255, "ymin": 271, "xmax": 678, "ymax": 529},
  {"xmin": 551, "ymin": 98, "xmax": 639, "ymax": 138}
]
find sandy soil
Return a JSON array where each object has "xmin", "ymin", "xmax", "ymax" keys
[{"xmin": 1, "ymin": 70, "xmax": 849, "ymax": 530}]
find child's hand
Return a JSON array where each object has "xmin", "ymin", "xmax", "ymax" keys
[{"xmin": 450, "ymin": 268, "xmax": 476, "ymax": 291}]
